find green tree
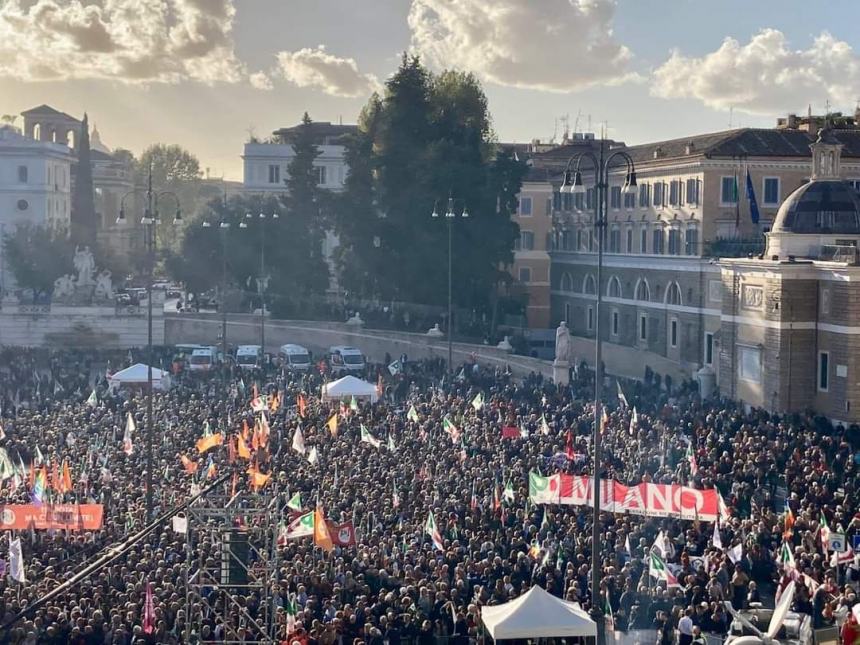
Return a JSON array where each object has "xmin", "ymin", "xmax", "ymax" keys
[
  {"xmin": 333, "ymin": 57, "xmax": 524, "ymax": 315},
  {"xmin": 3, "ymin": 224, "xmax": 74, "ymax": 301}
]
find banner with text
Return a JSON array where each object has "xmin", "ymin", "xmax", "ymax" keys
[
  {"xmin": 529, "ymin": 472, "xmax": 724, "ymax": 521},
  {"xmin": 0, "ymin": 504, "xmax": 104, "ymax": 531}
]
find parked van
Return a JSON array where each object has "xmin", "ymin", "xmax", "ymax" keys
[
  {"xmin": 328, "ymin": 346, "xmax": 365, "ymax": 375},
  {"xmin": 188, "ymin": 346, "xmax": 220, "ymax": 372},
  {"xmin": 279, "ymin": 344, "xmax": 311, "ymax": 371},
  {"xmin": 236, "ymin": 345, "xmax": 263, "ymax": 370}
]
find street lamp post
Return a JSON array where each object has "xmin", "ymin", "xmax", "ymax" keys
[
  {"xmin": 558, "ymin": 142, "xmax": 636, "ymax": 642},
  {"xmin": 430, "ymin": 194, "xmax": 469, "ymax": 373},
  {"xmin": 117, "ymin": 162, "xmax": 182, "ymax": 522},
  {"xmin": 202, "ymin": 216, "xmax": 231, "ymax": 370},
  {"xmin": 240, "ymin": 210, "xmax": 278, "ymax": 361}
]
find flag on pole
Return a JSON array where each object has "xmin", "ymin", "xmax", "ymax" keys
[
  {"xmin": 285, "ymin": 594, "xmax": 298, "ymax": 636},
  {"xmin": 442, "ymin": 418, "xmax": 460, "ymax": 443},
  {"xmin": 122, "ymin": 422, "xmax": 134, "ymax": 456},
  {"xmin": 143, "ymin": 582, "xmax": 155, "ymax": 634},
  {"xmin": 350, "ymin": 396, "xmax": 359, "ymax": 412},
  {"xmin": 297, "ymin": 394, "xmax": 307, "ymax": 418},
  {"xmin": 392, "ymin": 477, "xmax": 400, "ymax": 509},
  {"xmin": 778, "ymin": 541, "xmax": 796, "ymax": 571},
  {"xmin": 616, "ymin": 381, "xmax": 629, "ymax": 408},
  {"xmin": 624, "ymin": 534, "xmax": 632, "ymax": 556},
  {"xmin": 503, "ymin": 480, "xmax": 515, "ymax": 502},
  {"xmin": 387, "ymin": 434, "xmax": 396, "ymax": 451},
  {"xmin": 32, "ymin": 467, "xmax": 47, "ymax": 505},
  {"xmin": 205, "ymin": 456, "xmax": 217, "ymax": 480},
  {"xmin": 540, "ymin": 414, "xmax": 550, "ymax": 435},
  {"xmin": 745, "ymin": 167, "xmax": 760, "ymax": 225},
  {"xmin": 292, "ymin": 426, "xmax": 306, "ymax": 455},
  {"xmin": 819, "ymin": 512, "xmax": 831, "ymax": 551},
  {"xmin": 286, "ymin": 491, "xmax": 301, "ymax": 511},
  {"xmin": 388, "ymin": 360, "xmax": 402, "ymax": 376},
  {"xmin": 425, "ymin": 511, "xmax": 444, "ymax": 550},
  {"xmin": 727, "ymin": 542, "xmax": 743, "ymax": 564},
  {"xmin": 407, "ymin": 406, "xmax": 419, "ymax": 423},
  {"xmin": 712, "ymin": 521, "xmax": 723, "ymax": 550},
  {"xmin": 237, "ymin": 434, "xmax": 251, "ymax": 459},
  {"xmin": 86, "ymin": 389, "xmax": 97, "ymax": 407},
  {"xmin": 629, "ymin": 407, "xmax": 638, "ymax": 436},
  {"xmin": 648, "ymin": 552, "xmax": 680, "ymax": 587},
  {"xmin": 283, "ymin": 511, "xmax": 315, "ymax": 539},
  {"xmin": 686, "ymin": 442, "xmax": 698, "ymax": 476},
  {"xmin": 180, "ymin": 455, "xmax": 197, "ymax": 474},
  {"xmin": 60, "ymin": 459, "xmax": 72, "ymax": 494},
  {"xmin": 471, "ymin": 392, "xmax": 484, "ymax": 411},
  {"xmin": 307, "ymin": 446, "xmax": 318, "ymax": 465},
  {"xmin": 313, "ymin": 507, "xmax": 334, "ymax": 551},
  {"xmin": 599, "ymin": 406, "xmax": 609, "ymax": 434},
  {"xmin": 360, "ymin": 424, "xmax": 381, "ymax": 448},
  {"xmin": 783, "ymin": 500, "xmax": 795, "ymax": 538},
  {"xmin": 9, "ymin": 537, "xmax": 25, "ymax": 583},
  {"xmin": 196, "ymin": 433, "xmax": 223, "ymax": 454},
  {"xmin": 327, "ymin": 414, "xmax": 338, "ymax": 437}
]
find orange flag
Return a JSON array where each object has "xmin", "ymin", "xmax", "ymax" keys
[
  {"xmin": 61, "ymin": 459, "xmax": 72, "ymax": 494},
  {"xmin": 327, "ymin": 414, "xmax": 338, "ymax": 437},
  {"xmin": 180, "ymin": 455, "xmax": 198, "ymax": 474},
  {"xmin": 196, "ymin": 433, "xmax": 223, "ymax": 454},
  {"xmin": 259, "ymin": 413, "xmax": 270, "ymax": 444},
  {"xmin": 314, "ymin": 507, "xmax": 334, "ymax": 551},
  {"xmin": 246, "ymin": 464, "xmax": 270, "ymax": 491},
  {"xmin": 242, "ymin": 420, "xmax": 250, "ymax": 442},
  {"xmin": 269, "ymin": 391, "xmax": 280, "ymax": 412},
  {"xmin": 297, "ymin": 394, "xmax": 307, "ymax": 418},
  {"xmin": 51, "ymin": 461, "xmax": 60, "ymax": 491},
  {"xmin": 237, "ymin": 434, "xmax": 251, "ymax": 459}
]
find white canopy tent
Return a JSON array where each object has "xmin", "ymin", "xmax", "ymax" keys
[
  {"xmin": 321, "ymin": 375, "xmax": 378, "ymax": 403},
  {"xmin": 108, "ymin": 363, "xmax": 171, "ymax": 391},
  {"xmin": 481, "ymin": 586, "xmax": 597, "ymax": 640}
]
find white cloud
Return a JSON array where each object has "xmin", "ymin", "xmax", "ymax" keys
[
  {"xmin": 0, "ymin": 0, "xmax": 246, "ymax": 84},
  {"xmin": 249, "ymin": 71, "xmax": 273, "ymax": 91},
  {"xmin": 651, "ymin": 29, "xmax": 860, "ymax": 114},
  {"xmin": 275, "ymin": 46, "xmax": 380, "ymax": 98},
  {"xmin": 407, "ymin": 0, "xmax": 634, "ymax": 92}
]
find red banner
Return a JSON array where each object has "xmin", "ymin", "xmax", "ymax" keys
[
  {"xmin": 0, "ymin": 504, "xmax": 104, "ymax": 531},
  {"xmin": 325, "ymin": 520, "xmax": 356, "ymax": 547},
  {"xmin": 534, "ymin": 473, "xmax": 723, "ymax": 521},
  {"xmin": 501, "ymin": 427, "xmax": 520, "ymax": 439}
]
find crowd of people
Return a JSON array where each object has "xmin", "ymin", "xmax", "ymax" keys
[{"xmin": 0, "ymin": 347, "xmax": 857, "ymax": 644}]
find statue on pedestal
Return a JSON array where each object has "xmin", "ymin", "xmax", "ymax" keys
[
  {"xmin": 73, "ymin": 246, "xmax": 95, "ymax": 287},
  {"xmin": 94, "ymin": 270, "xmax": 114, "ymax": 301},
  {"xmin": 553, "ymin": 321, "xmax": 572, "ymax": 385},
  {"xmin": 53, "ymin": 275, "xmax": 75, "ymax": 300}
]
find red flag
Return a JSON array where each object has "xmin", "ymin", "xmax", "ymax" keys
[
  {"xmin": 297, "ymin": 394, "xmax": 307, "ymax": 418},
  {"xmin": 493, "ymin": 484, "xmax": 501, "ymax": 511},
  {"xmin": 565, "ymin": 430, "xmax": 575, "ymax": 460},
  {"xmin": 501, "ymin": 426, "xmax": 520, "ymax": 439},
  {"xmin": 326, "ymin": 520, "xmax": 357, "ymax": 547}
]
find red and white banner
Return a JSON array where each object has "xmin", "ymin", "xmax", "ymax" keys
[
  {"xmin": 530, "ymin": 472, "xmax": 724, "ymax": 521},
  {"xmin": 325, "ymin": 520, "xmax": 356, "ymax": 547},
  {"xmin": 0, "ymin": 504, "xmax": 104, "ymax": 531}
]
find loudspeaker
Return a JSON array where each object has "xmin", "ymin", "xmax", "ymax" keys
[{"xmin": 221, "ymin": 529, "xmax": 250, "ymax": 585}]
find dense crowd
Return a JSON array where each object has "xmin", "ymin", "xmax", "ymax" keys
[{"xmin": 0, "ymin": 347, "xmax": 858, "ymax": 644}]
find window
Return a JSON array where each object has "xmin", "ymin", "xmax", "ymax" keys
[
  {"xmin": 638, "ymin": 184, "xmax": 650, "ymax": 208},
  {"xmin": 553, "ymin": 191, "xmax": 562, "ymax": 211},
  {"xmin": 669, "ymin": 180, "xmax": 681, "ymax": 206},
  {"xmin": 721, "ymin": 176, "xmax": 738, "ymax": 205},
  {"xmin": 685, "ymin": 178, "xmax": 699, "ymax": 205},
  {"xmin": 763, "ymin": 177, "xmax": 780, "ymax": 205},
  {"xmin": 316, "ymin": 166, "xmax": 327, "ymax": 186},
  {"xmin": 560, "ymin": 272, "xmax": 574, "ymax": 292},
  {"xmin": 639, "ymin": 314, "xmax": 648, "ymax": 342},
  {"xmin": 624, "ymin": 192, "xmax": 635, "ymax": 209},
  {"xmin": 609, "ymin": 228, "xmax": 621, "ymax": 253},
  {"xmin": 564, "ymin": 303, "xmax": 571, "ymax": 324},
  {"xmin": 519, "ymin": 231, "xmax": 534, "ymax": 250},
  {"xmin": 738, "ymin": 346, "xmax": 761, "ymax": 383},
  {"xmin": 818, "ymin": 352, "xmax": 829, "ymax": 391},
  {"xmin": 587, "ymin": 306, "xmax": 594, "ymax": 331},
  {"xmin": 268, "ymin": 164, "xmax": 280, "ymax": 184},
  {"xmin": 545, "ymin": 198, "xmax": 552, "ymax": 216},
  {"xmin": 652, "ymin": 228, "xmax": 665, "ymax": 254},
  {"xmin": 574, "ymin": 192, "xmax": 584, "ymax": 211},
  {"xmin": 563, "ymin": 193, "xmax": 573, "ymax": 211},
  {"xmin": 653, "ymin": 182, "xmax": 664, "ymax": 207},
  {"xmin": 611, "ymin": 310, "xmax": 619, "ymax": 336},
  {"xmin": 666, "ymin": 282, "xmax": 682, "ymax": 305},
  {"xmin": 519, "ymin": 196, "xmax": 532, "ymax": 216},
  {"xmin": 17, "ymin": 199, "xmax": 28, "ymax": 211},
  {"xmin": 626, "ymin": 228, "xmax": 633, "ymax": 253},
  {"xmin": 685, "ymin": 227, "xmax": 699, "ymax": 255},
  {"xmin": 640, "ymin": 228, "xmax": 648, "ymax": 253},
  {"xmin": 670, "ymin": 319, "xmax": 678, "ymax": 348},
  {"xmin": 610, "ymin": 186, "xmax": 622, "ymax": 209},
  {"xmin": 586, "ymin": 188, "xmax": 595, "ymax": 210},
  {"xmin": 635, "ymin": 279, "xmax": 650, "ymax": 301},
  {"xmin": 576, "ymin": 229, "xmax": 583, "ymax": 250},
  {"xmin": 17, "ymin": 165, "xmax": 28, "ymax": 183},
  {"xmin": 608, "ymin": 277, "xmax": 621, "ymax": 298},
  {"xmin": 519, "ymin": 267, "xmax": 531, "ymax": 283},
  {"xmin": 704, "ymin": 332, "xmax": 714, "ymax": 365},
  {"xmin": 668, "ymin": 228, "xmax": 681, "ymax": 255},
  {"xmin": 583, "ymin": 275, "xmax": 596, "ymax": 295}
]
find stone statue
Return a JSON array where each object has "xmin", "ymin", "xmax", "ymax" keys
[
  {"xmin": 73, "ymin": 245, "xmax": 95, "ymax": 287},
  {"xmin": 53, "ymin": 274, "xmax": 75, "ymax": 300},
  {"xmin": 94, "ymin": 270, "xmax": 114, "ymax": 301},
  {"xmin": 554, "ymin": 321, "xmax": 572, "ymax": 364}
]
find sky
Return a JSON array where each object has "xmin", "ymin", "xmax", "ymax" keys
[{"xmin": 3, "ymin": 0, "xmax": 860, "ymax": 180}]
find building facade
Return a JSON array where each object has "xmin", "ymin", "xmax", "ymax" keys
[{"xmin": 0, "ymin": 124, "xmax": 73, "ymax": 293}]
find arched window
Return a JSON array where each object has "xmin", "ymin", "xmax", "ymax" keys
[
  {"xmin": 583, "ymin": 274, "xmax": 597, "ymax": 295},
  {"xmin": 665, "ymin": 282, "xmax": 682, "ymax": 306},
  {"xmin": 607, "ymin": 276, "xmax": 622, "ymax": 298},
  {"xmin": 635, "ymin": 278, "xmax": 650, "ymax": 301},
  {"xmin": 560, "ymin": 272, "xmax": 574, "ymax": 292},
  {"xmin": 33, "ymin": 123, "xmax": 42, "ymax": 140},
  {"xmin": 67, "ymin": 129, "xmax": 76, "ymax": 150}
]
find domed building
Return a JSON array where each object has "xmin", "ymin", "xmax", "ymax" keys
[{"xmin": 718, "ymin": 127, "xmax": 860, "ymax": 422}]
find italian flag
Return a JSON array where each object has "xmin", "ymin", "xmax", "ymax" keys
[
  {"xmin": 283, "ymin": 511, "xmax": 315, "ymax": 539},
  {"xmin": 286, "ymin": 491, "xmax": 301, "ymax": 511},
  {"xmin": 648, "ymin": 552, "xmax": 680, "ymax": 588},
  {"xmin": 819, "ymin": 512, "xmax": 831, "ymax": 551},
  {"xmin": 778, "ymin": 541, "xmax": 796, "ymax": 570},
  {"xmin": 686, "ymin": 442, "xmax": 698, "ymax": 476},
  {"xmin": 425, "ymin": 511, "xmax": 444, "ymax": 550},
  {"xmin": 285, "ymin": 594, "xmax": 298, "ymax": 636},
  {"xmin": 528, "ymin": 471, "xmax": 559, "ymax": 504},
  {"xmin": 443, "ymin": 418, "xmax": 460, "ymax": 443},
  {"xmin": 360, "ymin": 424, "xmax": 381, "ymax": 448},
  {"xmin": 503, "ymin": 480, "xmax": 515, "ymax": 502}
]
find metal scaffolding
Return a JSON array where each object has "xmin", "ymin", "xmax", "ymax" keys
[{"xmin": 184, "ymin": 485, "xmax": 280, "ymax": 643}]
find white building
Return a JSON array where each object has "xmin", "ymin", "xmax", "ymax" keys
[
  {"xmin": 0, "ymin": 125, "xmax": 73, "ymax": 292},
  {"xmin": 242, "ymin": 121, "xmax": 356, "ymax": 291}
]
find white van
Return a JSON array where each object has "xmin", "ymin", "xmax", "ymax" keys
[
  {"xmin": 236, "ymin": 345, "xmax": 263, "ymax": 370},
  {"xmin": 279, "ymin": 344, "xmax": 311, "ymax": 371},
  {"xmin": 188, "ymin": 346, "xmax": 220, "ymax": 372},
  {"xmin": 328, "ymin": 346, "xmax": 365, "ymax": 375}
]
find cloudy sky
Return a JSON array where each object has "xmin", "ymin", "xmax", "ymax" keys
[{"xmin": 3, "ymin": 0, "xmax": 860, "ymax": 179}]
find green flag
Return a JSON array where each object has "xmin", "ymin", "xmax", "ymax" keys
[
  {"xmin": 286, "ymin": 492, "xmax": 301, "ymax": 511},
  {"xmin": 407, "ymin": 406, "xmax": 419, "ymax": 422}
]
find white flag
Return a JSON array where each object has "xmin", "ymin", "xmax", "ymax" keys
[
  {"xmin": 292, "ymin": 426, "xmax": 306, "ymax": 455},
  {"xmin": 86, "ymin": 389, "xmax": 97, "ymax": 407},
  {"xmin": 307, "ymin": 446, "xmax": 318, "ymax": 465},
  {"xmin": 712, "ymin": 521, "xmax": 723, "ymax": 550},
  {"xmin": 172, "ymin": 515, "xmax": 188, "ymax": 534},
  {"xmin": 728, "ymin": 542, "xmax": 743, "ymax": 564},
  {"xmin": 9, "ymin": 537, "xmax": 25, "ymax": 583},
  {"xmin": 388, "ymin": 360, "xmax": 402, "ymax": 376},
  {"xmin": 360, "ymin": 424, "xmax": 381, "ymax": 449},
  {"xmin": 471, "ymin": 392, "xmax": 484, "ymax": 411}
]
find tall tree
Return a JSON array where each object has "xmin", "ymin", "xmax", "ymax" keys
[
  {"xmin": 333, "ymin": 57, "xmax": 525, "ymax": 313},
  {"xmin": 3, "ymin": 224, "xmax": 74, "ymax": 301},
  {"xmin": 71, "ymin": 113, "xmax": 96, "ymax": 247}
]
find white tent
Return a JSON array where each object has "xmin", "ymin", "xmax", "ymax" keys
[
  {"xmin": 321, "ymin": 375, "xmax": 378, "ymax": 403},
  {"xmin": 481, "ymin": 586, "xmax": 597, "ymax": 640},
  {"xmin": 108, "ymin": 363, "xmax": 171, "ymax": 391}
]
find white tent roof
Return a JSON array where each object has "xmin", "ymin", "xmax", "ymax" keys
[
  {"xmin": 481, "ymin": 586, "xmax": 597, "ymax": 640},
  {"xmin": 108, "ymin": 363, "xmax": 170, "ymax": 390},
  {"xmin": 321, "ymin": 375, "xmax": 378, "ymax": 403}
]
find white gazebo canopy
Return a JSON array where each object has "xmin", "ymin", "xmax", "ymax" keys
[
  {"xmin": 321, "ymin": 375, "xmax": 378, "ymax": 403},
  {"xmin": 481, "ymin": 585, "xmax": 597, "ymax": 640},
  {"xmin": 108, "ymin": 363, "xmax": 171, "ymax": 391}
]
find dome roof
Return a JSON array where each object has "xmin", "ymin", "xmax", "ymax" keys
[{"xmin": 771, "ymin": 179, "xmax": 860, "ymax": 235}]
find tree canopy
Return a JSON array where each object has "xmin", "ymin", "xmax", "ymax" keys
[
  {"xmin": 3, "ymin": 224, "xmax": 74, "ymax": 301},
  {"xmin": 333, "ymin": 56, "xmax": 525, "ymax": 313}
]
